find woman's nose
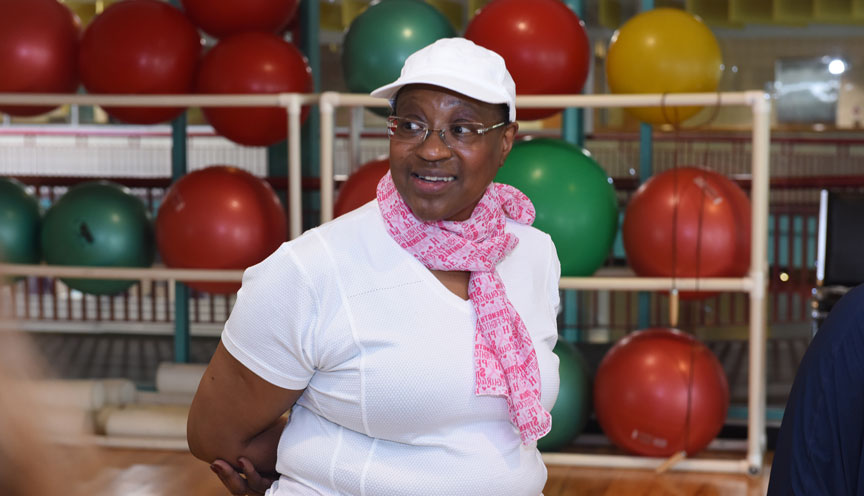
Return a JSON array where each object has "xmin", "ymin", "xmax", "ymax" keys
[{"xmin": 415, "ymin": 128, "xmax": 452, "ymax": 160}]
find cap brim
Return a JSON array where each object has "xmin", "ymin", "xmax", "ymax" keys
[{"xmin": 371, "ymin": 75, "xmax": 511, "ymax": 110}]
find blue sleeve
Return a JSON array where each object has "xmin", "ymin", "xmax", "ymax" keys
[{"xmin": 768, "ymin": 284, "xmax": 864, "ymax": 495}]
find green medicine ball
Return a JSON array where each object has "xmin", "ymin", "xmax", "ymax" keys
[
  {"xmin": 0, "ymin": 177, "xmax": 41, "ymax": 266},
  {"xmin": 496, "ymin": 138, "xmax": 619, "ymax": 277},
  {"xmin": 342, "ymin": 0, "xmax": 456, "ymax": 117},
  {"xmin": 41, "ymin": 181, "xmax": 155, "ymax": 295},
  {"xmin": 537, "ymin": 340, "xmax": 591, "ymax": 452}
]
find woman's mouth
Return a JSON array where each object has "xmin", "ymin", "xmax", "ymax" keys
[{"xmin": 412, "ymin": 173, "xmax": 455, "ymax": 183}]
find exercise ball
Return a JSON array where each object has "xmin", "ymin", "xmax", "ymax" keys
[
  {"xmin": 606, "ymin": 8, "xmax": 722, "ymax": 125},
  {"xmin": 465, "ymin": 0, "xmax": 590, "ymax": 121},
  {"xmin": 196, "ymin": 33, "xmax": 313, "ymax": 147},
  {"xmin": 179, "ymin": 0, "xmax": 299, "ymax": 39},
  {"xmin": 334, "ymin": 157, "xmax": 389, "ymax": 217},
  {"xmin": 622, "ymin": 167, "xmax": 750, "ymax": 298},
  {"xmin": 0, "ymin": 178, "xmax": 41, "ymax": 265},
  {"xmin": 495, "ymin": 139, "xmax": 618, "ymax": 277},
  {"xmin": 342, "ymin": 0, "xmax": 455, "ymax": 116},
  {"xmin": 537, "ymin": 340, "xmax": 590, "ymax": 452},
  {"xmin": 79, "ymin": 0, "xmax": 202, "ymax": 124},
  {"xmin": 41, "ymin": 181, "xmax": 155, "ymax": 295},
  {"xmin": 156, "ymin": 166, "xmax": 287, "ymax": 294},
  {"xmin": 0, "ymin": 0, "xmax": 79, "ymax": 117},
  {"xmin": 594, "ymin": 328, "xmax": 729, "ymax": 456}
]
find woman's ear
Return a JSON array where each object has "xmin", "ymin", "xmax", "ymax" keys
[{"xmin": 499, "ymin": 122, "xmax": 519, "ymax": 167}]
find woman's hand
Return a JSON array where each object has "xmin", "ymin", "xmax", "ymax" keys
[{"xmin": 210, "ymin": 457, "xmax": 277, "ymax": 496}]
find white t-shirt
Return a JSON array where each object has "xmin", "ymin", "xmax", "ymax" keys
[{"xmin": 222, "ymin": 201, "xmax": 561, "ymax": 496}]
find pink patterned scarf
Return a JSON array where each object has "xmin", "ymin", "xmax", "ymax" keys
[{"xmin": 376, "ymin": 171, "xmax": 551, "ymax": 444}]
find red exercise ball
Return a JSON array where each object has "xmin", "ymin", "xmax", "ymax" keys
[
  {"xmin": 79, "ymin": 0, "xmax": 201, "ymax": 124},
  {"xmin": 0, "ymin": 0, "xmax": 80, "ymax": 117},
  {"xmin": 594, "ymin": 328, "xmax": 729, "ymax": 457},
  {"xmin": 622, "ymin": 167, "xmax": 750, "ymax": 298},
  {"xmin": 465, "ymin": 0, "xmax": 590, "ymax": 121},
  {"xmin": 334, "ymin": 157, "xmax": 389, "ymax": 217},
  {"xmin": 180, "ymin": 0, "xmax": 299, "ymax": 39},
  {"xmin": 196, "ymin": 33, "xmax": 313, "ymax": 147},
  {"xmin": 156, "ymin": 166, "xmax": 287, "ymax": 294}
]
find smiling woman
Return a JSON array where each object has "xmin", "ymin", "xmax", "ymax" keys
[{"xmin": 187, "ymin": 37, "xmax": 562, "ymax": 496}]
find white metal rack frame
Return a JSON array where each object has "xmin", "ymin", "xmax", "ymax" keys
[
  {"xmin": 0, "ymin": 93, "xmax": 316, "ymax": 288},
  {"xmin": 320, "ymin": 91, "xmax": 771, "ymax": 475},
  {"xmin": 0, "ymin": 93, "xmax": 318, "ymax": 241},
  {"xmin": 0, "ymin": 91, "xmax": 771, "ymax": 474}
]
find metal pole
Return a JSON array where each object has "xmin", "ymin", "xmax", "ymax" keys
[
  {"xmin": 168, "ymin": 0, "xmax": 190, "ymax": 365},
  {"xmin": 298, "ymin": 0, "xmax": 321, "ymax": 230},
  {"xmin": 637, "ymin": 123, "xmax": 653, "ymax": 329},
  {"xmin": 171, "ymin": 114, "xmax": 190, "ymax": 363}
]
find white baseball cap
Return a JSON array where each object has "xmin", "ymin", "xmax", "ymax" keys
[{"xmin": 370, "ymin": 37, "xmax": 517, "ymax": 122}]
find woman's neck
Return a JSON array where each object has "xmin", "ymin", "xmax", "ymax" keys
[{"xmin": 429, "ymin": 270, "xmax": 470, "ymax": 300}]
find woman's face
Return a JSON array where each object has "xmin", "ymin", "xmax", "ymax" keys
[{"xmin": 389, "ymin": 84, "xmax": 518, "ymax": 222}]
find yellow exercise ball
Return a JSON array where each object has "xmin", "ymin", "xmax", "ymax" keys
[{"xmin": 606, "ymin": 8, "xmax": 722, "ymax": 125}]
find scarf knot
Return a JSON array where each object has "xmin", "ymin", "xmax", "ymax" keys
[{"xmin": 377, "ymin": 171, "xmax": 551, "ymax": 444}]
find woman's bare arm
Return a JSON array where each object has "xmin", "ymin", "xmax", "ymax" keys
[{"xmin": 187, "ymin": 341, "xmax": 304, "ymax": 474}]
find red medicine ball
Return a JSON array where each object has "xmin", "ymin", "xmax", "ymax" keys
[
  {"xmin": 0, "ymin": 0, "xmax": 80, "ymax": 116},
  {"xmin": 156, "ymin": 166, "xmax": 287, "ymax": 294}
]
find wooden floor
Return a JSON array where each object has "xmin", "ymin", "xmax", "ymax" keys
[{"xmin": 65, "ymin": 447, "xmax": 770, "ymax": 495}]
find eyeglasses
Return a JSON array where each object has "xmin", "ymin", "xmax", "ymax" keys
[{"xmin": 386, "ymin": 116, "xmax": 507, "ymax": 149}]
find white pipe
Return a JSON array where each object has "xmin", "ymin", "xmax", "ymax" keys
[
  {"xmin": 320, "ymin": 93, "xmax": 389, "ymax": 108},
  {"xmin": 816, "ymin": 189, "xmax": 829, "ymax": 283},
  {"xmin": 155, "ymin": 362, "xmax": 206, "ymax": 395},
  {"xmin": 0, "ymin": 93, "xmax": 292, "ymax": 107},
  {"xmin": 321, "ymin": 91, "xmax": 759, "ymax": 110},
  {"xmin": 58, "ymin": 434, "xmax": 190, "ymax": 451},
  {"xmin": 103, "ymin": 405, "xmax": 189, "ymax": 439},
  {"xmin": 1, "ymin": 320, "xmax": 223, "ymax": 337},
  {"xmin": 541, "ymin": 453, "xmax": 751, "ymax": 474},
  {"xmin": 516, "ymin": 92, "xmax": 759, "ymax": 108},
  {"xmin": 746, "ymin": 92, "xmax": 772, "ymax": 475},
  {"xmin": 0, "ymin": 92, "xmax": 319, "ymax": 109},
  {"xmin": 29, "ymin": 379, "xmax": 107, "ymax": 410},
  {"xmin": 319, "ymin": 92, "xmax": 337, "ymax": 223},
  {"xmin": 0, "ymin": 263, "xmax": 244, "ymax": 281},
  {"xmin": 558, "ymin": 276, "xmax": 752, "ymax": 292},
  {"xmin": 286, "ymin": 94, "xmax": 303, "ymax": 240}
]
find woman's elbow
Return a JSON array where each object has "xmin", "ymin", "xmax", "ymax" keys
[
  {"xmin": 186, "ymin": 414, "xmax": 213, "ymax": 462},
  {"xmin": 186, "ymin": 406, "xmax": 233, "ymax": 463}
]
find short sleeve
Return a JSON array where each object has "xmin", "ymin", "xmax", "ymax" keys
[
  {"xmin": 537, "ymin": 233, "xmax": 562, "ymax": 354},
  {"xmin": 221, "ymin": 243, "xmax": 319, "ymax": 391},
  {"xmin": 546, "ymin": 234, "xmax": 562, "ymax": 317}
]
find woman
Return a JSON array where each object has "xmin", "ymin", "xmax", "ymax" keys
[{"xmin": 187, "ymin": 37, "xmax": 561, "ymax": 496}]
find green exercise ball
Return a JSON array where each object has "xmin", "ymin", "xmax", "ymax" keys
[
  {"xmin": 537, "ymin": 339, "xmax": 590, "ymax": 452},
  {"xmin": 496, "ymin": 138, "xmax": 618, "ymax": 276},
  {"xmin": 342, "ymin": 0, "xmax": 455, "ymax": 117},
  {"xmin": 0, "ymin": 177, "xmax": 41, "ymax": 265},
  {"xmin": 41, "ymin": 181, "xmax": 155, "ymax": 295}
]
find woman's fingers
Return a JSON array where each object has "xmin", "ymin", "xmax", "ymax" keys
[
  {"xmin": 238, "ymin": 457, "xmax": 276, "ymax": 495},
  {"xmin": 211, "ymin": 459, "xmax": 253, "ymax": 496}
]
